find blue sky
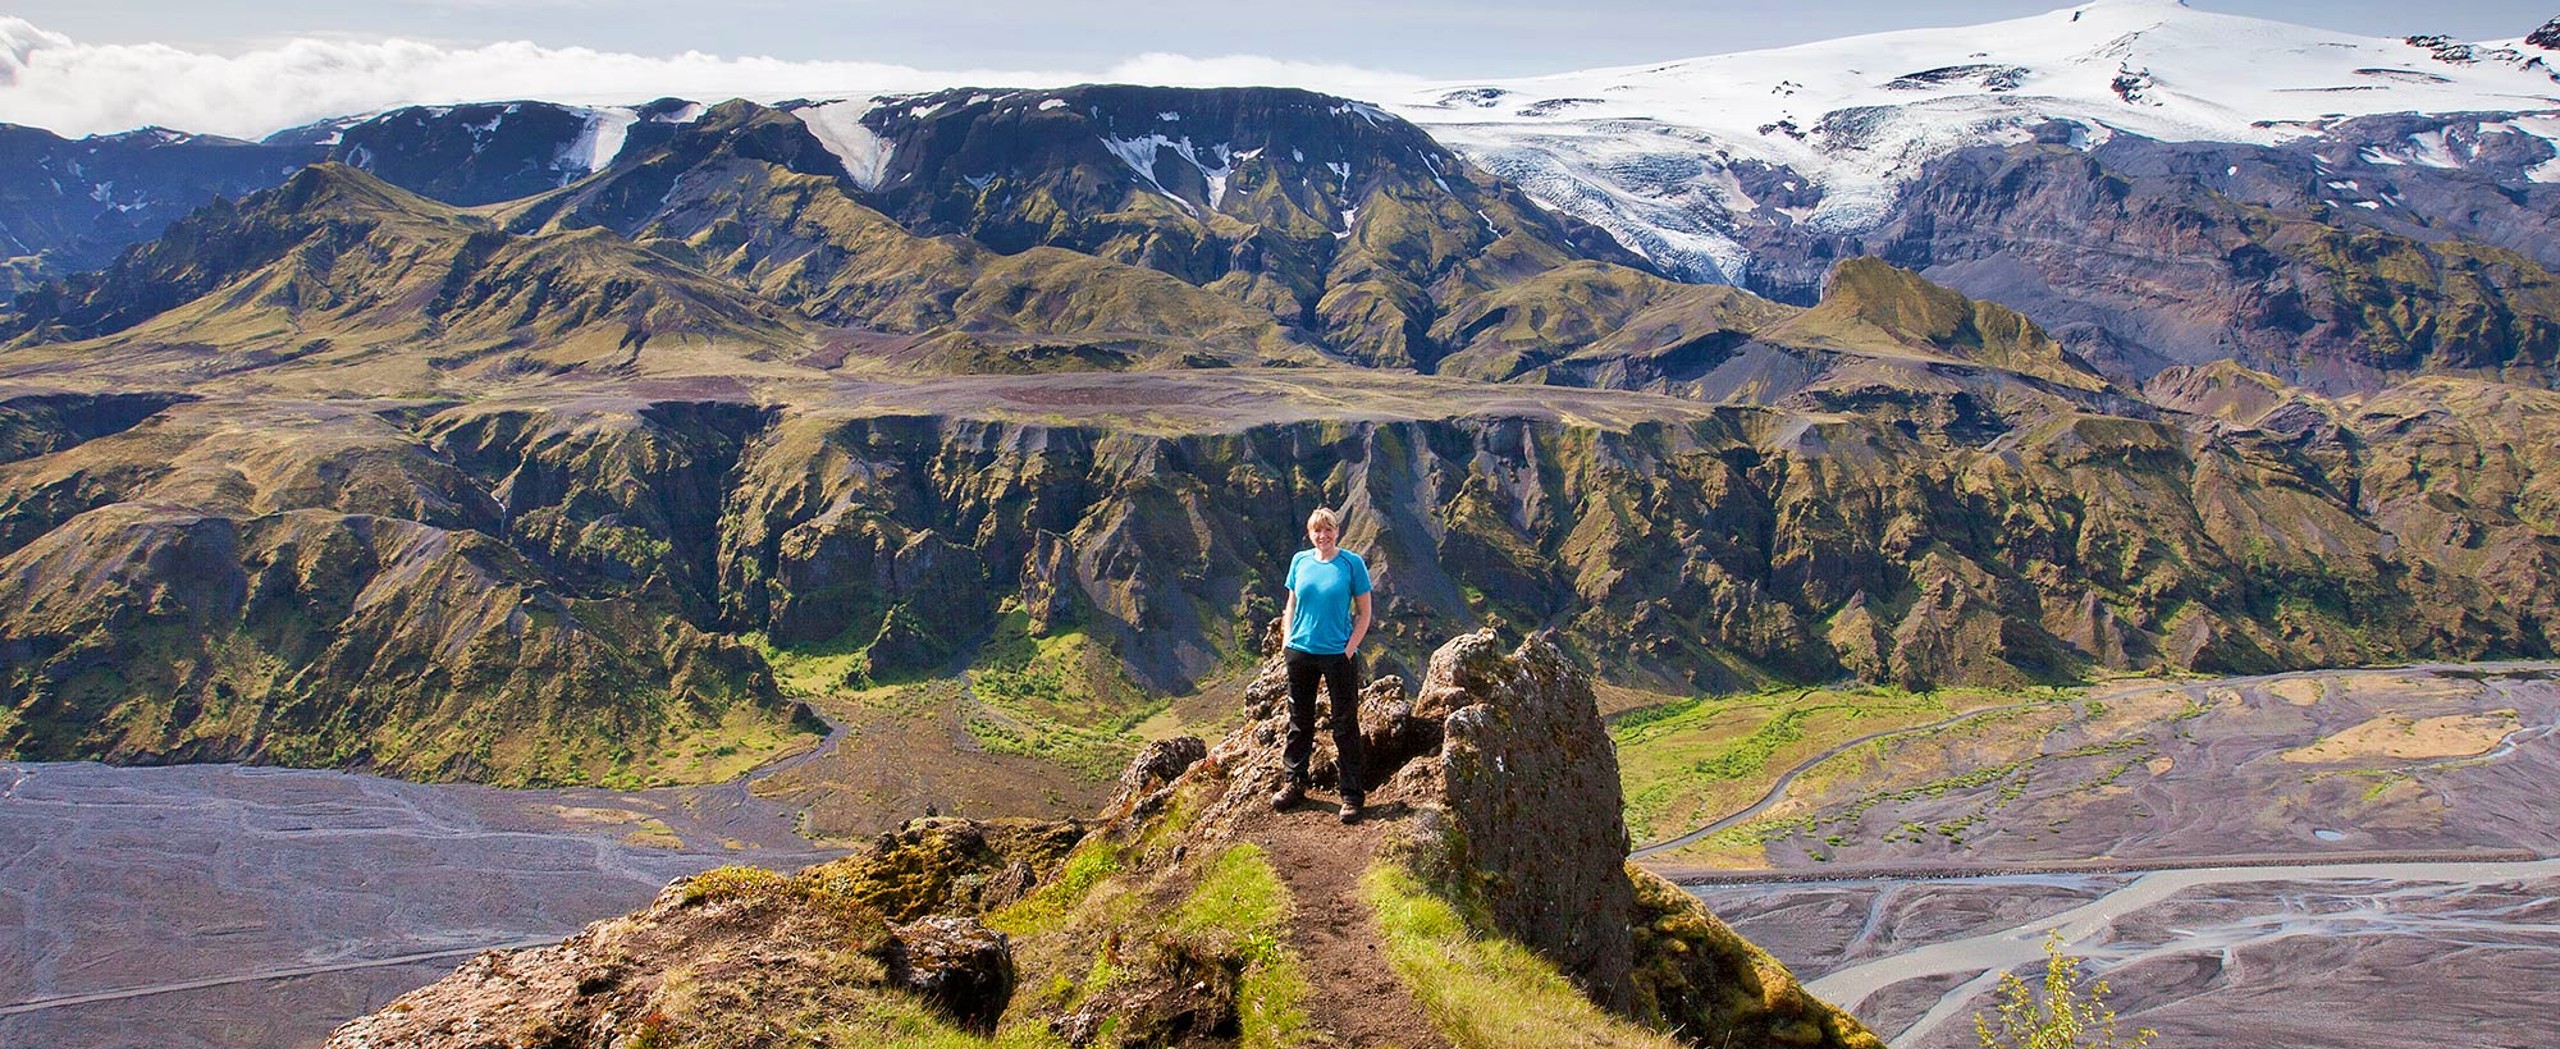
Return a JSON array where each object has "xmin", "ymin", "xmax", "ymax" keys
[{"xmin": 9, "ymin": 1, "xmax": 2554, "ymax": 77}]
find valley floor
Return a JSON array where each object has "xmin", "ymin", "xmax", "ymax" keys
[
  {"xmin": 0, "ymin": 758, "xmax": 840, "ymax": 1049},
  {"xmin": 1647, "ymin": 662, "xmax": 2560, "ymax": 1049},
  {"xmin": 1697, "ymin": 858, "xmax": 2560, "ymax": 1048},
  {"xmin": 5, "ymin": 662, "xmax": 2556, "ymax": 1048}
]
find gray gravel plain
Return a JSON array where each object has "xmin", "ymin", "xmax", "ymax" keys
[{"xmin": 0, "ymin": 760, "xmax": 841, "ymax": 1048}]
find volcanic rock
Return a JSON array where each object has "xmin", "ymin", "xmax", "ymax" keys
[{"xmin": 875, "ymin": 916, "xmax": 1015, "ymax": 1033}]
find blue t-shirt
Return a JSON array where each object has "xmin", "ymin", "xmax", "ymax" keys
[{"xmin": 1286, "ymin": 548, "xmax": 1373, "ymax": 655}]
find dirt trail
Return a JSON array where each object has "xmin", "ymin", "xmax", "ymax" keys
[{"xmin": 1243, "ymin": 787, "xmax": 1451, "ymax": 1049}]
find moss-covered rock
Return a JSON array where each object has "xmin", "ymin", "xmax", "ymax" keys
[{"xmin": 1626, "ymin": 867, "xmax": 1884, "ymax": 1049}]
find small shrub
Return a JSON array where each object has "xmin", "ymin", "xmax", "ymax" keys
[{"xmin": 1975, "ymin": 932, "xmax": 2155, "ymax": 1049}]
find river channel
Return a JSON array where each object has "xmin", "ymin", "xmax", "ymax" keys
[
  {"xmin": 1689, "ymin": 858, "xmax": 2560, "ymax": 1048},
  {"xmin": 0, "ymin": 759, "xmax": 845, "ymax": 1048}
]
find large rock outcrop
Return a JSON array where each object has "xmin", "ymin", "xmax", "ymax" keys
[
  {"xmin": 1156, "ymin": 625, "xmax": 1879, "ymax": 1046},
  {"xmin": 1379, "ymin": 629, "xmax": 1639, "ymax": 1008}
]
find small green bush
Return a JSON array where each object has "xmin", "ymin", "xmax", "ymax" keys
[{"xmin": 1975, "ymin": 933, "xmax": 2155, "ymax": 1049}]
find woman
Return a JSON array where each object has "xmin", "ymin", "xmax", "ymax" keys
[{"xmin": 1274, "ymin": 506, "xmax": 1374, "ymax": 823}]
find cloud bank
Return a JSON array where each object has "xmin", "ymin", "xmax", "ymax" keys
[{"xmin": 0, "ymin": 19, "xmax": 1425, "ymax": 139}]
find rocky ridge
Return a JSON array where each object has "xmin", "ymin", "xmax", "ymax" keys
[{"xmin": 328, "ymin": 627, "xmax": 1878, "ymax": 1048}]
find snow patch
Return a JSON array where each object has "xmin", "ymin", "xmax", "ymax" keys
[
  {"xmin": 650, "ymin": 101, "xmax": 706, "ymax": 124},
  {"xmin": 1201, "ymin": 143, "xmax": 1235, "ymax": 209},
  {"xmin": 2404, "ymin": 129, "xmax": 2463, "ymax": 167},
  {"xmin": 1102, "ymin": 132, "xmax": 1245, "ymax": 214},
  {"xmin": 2499, "ymin": 114, "xmax": 2560, "ymax": 181},
  {"xmin": 1329, "ymin": 100, "xmax": 1391, "ymax": 126},
  {"xmin": 1038, "ymin": 98, "xmax": 1067, "ymax": 111},
  {"xmin": 564, "ymin": 107, "xmax": 640, "ymax": 175},
  {"xmin": 793, "ymin": 99, "xmax": 896, "ymax": 191}
]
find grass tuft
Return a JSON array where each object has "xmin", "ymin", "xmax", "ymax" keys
[
  {"xmin": 987, "ymin": 840, "xmax": 1125, "ymax": 935},
  {"xmin": 1362, "ymin": 862, "xmax": 1682, "ymax": 1049}
]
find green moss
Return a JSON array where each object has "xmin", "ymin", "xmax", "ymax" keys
[
  {"xmin": 1362, "ymin": 862, "xmax": 1683, "ymax": 1049},
  {"xmin": 988, "ymin": 839, "xmax": 1124, "ymax": 935},
  {"xmin": 795, "ymin": 991, "xmax": 1071, "ymax": 1048},
  {"xmin": 676, "ymin": 864, "xmax": 891, "ymax": 945},
  {"xmin": 747, "ymin": 629, "xmax": 876, "ymax": 697}
]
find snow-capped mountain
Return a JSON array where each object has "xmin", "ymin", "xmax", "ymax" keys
[
  {"xmin": 1387, "ymin": 0, "xmax": 2560, "ymax": 284},
  {"xmin": 7, "ymin": 1, "xmax": 2560, "ymax": 390}
]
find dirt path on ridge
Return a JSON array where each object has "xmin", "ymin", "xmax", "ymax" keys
[{"xmin": 1242, "ymin": 786, "xmax": 1451, "ymax": 1049}]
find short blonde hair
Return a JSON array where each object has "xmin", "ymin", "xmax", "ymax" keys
[{"xmin": 1306, "ymin": 506, "xmax": 1341, "ymax": 532}]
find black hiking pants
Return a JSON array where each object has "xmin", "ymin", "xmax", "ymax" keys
[{"xmin": 1282, "ymin": 647, "xmax": 1365, "ymax": 798}]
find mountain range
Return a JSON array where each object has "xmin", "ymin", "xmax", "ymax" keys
[{"xmin": 2, "ymin": 1, "xmax": 2558, "ymax": 788}]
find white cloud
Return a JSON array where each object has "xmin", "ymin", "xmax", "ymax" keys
[{"xmin": 0, "ymin": 18, "xmax": 1426, "ymax": 140}]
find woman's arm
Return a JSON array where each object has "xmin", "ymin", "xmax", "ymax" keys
[
  {"xmin": 1283, "ymin": 587, "xmax": 1298, "ymax": 643},
  {"xmin": 1347, "ymin": 591, "xmax": 1372, "ymax": 655}
]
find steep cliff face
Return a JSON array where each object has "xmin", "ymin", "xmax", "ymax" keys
[
  {"xmin": 330, "ymin": 627, "xmax": 1876, "ymax": 1049},
  {"xmin": 707, "ymin": 401, "xmax": 2549, "ymax": 694},
  {"xmin": 5, "ymin": 372, "xmax": 2551, "ymax": 784},
  {"xmin": 0, "ymin": 396, "xmax": 806, "ymax": 785},
  {"xmin": 299, "ymin": 101, "xmax": 611, "ymax": 206}
]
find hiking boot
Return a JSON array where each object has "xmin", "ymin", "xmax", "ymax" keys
[
  {"xmin": 1338, "ymin": 794, "xmax": 1364, "ymax": 824},
  {"xmin": 1269, "ymin": 779, "xmax": 1305, "ymax": 811}
]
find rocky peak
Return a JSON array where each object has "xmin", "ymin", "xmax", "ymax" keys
[
  {"xmin": 505, "ymin": 99, "xmax": 850, "ymax": 239},
  {"xmin": 826, "ymin": 83, "xmax": 1653, "ymax": 370},
  {"xmin": 1394, "ymin": 628, "xmax": 1640, "ymax": 1007},
  {"xmin": 0, "ymin": 122, "xmax": 325, "ymax": 300},
  {"xmin": 1785, "ymin": 256, "xmax": 2112, "ymax": 392},
  {"xmin": 853, "ymin": 84, "xmax": 1462, "ymax": 226},
  {"xmin": 2531, "ymin": 17, "xmax": 2560, "ymax": 50},
  {"xmin": 317, "ymin": 101, "xmax": 601, "ymax": 206}
]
